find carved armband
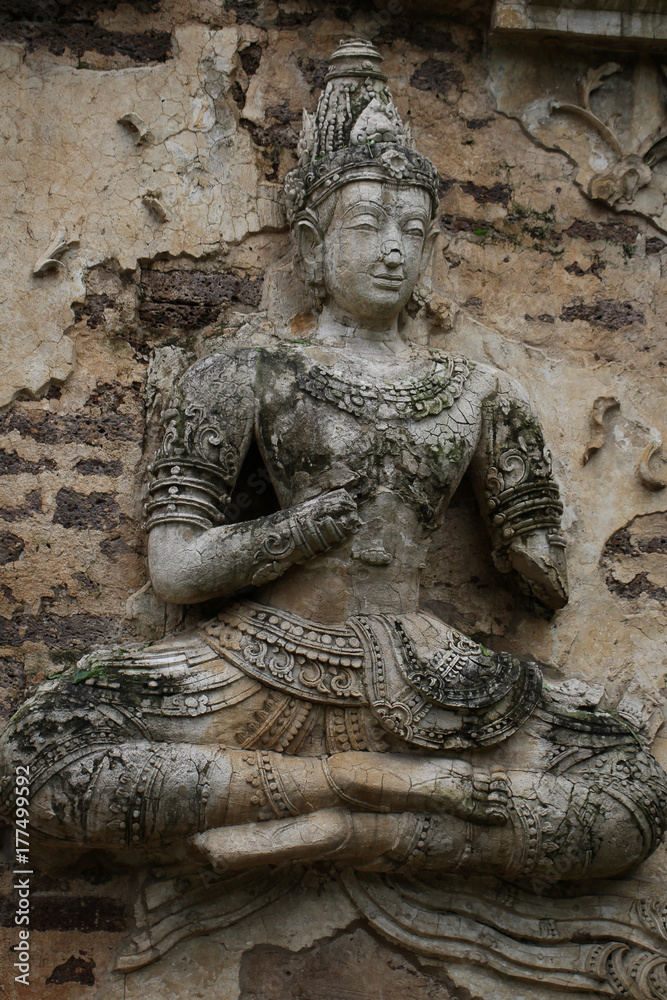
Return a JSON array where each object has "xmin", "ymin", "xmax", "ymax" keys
[
  {"xmin": 482, "ymin": 396, "xmax": 565, "ymax": 569},
  {"xmin": 145, "ymin": 457, "xmax": 230, "ymax": 532},
  {"xmin": 145, "ymin": 376, "xmax": 248, "ymax": 532},
  {"xmin": 488, "ymin": 478, "xmax": 565, "ymax": 554}
]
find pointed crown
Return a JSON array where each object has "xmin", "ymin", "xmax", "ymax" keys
[{"xmin": 284, "ymin": 39, "xmax": 439, "ymax": 223}]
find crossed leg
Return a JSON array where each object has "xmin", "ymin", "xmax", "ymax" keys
[
  {"xmin": 193, "ymin": 753, "xmax": 658, "ymax": 883},
  {"xmin": 1, "ymin": 676, "xmax": 665, "ymax": 883}
]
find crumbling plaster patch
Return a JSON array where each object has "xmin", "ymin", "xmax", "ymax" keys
[{"xmin": 0, "ymin": 23, "xmax": 281, "ymax": 406}]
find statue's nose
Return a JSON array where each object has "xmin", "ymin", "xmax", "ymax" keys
[{"xmin": 381, "ymin": 241, "xmax": 404, "ymax": 268}]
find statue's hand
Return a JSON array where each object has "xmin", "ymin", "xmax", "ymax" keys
[
  {"xmin": 250, "ymin": 490, "xmax": 361, "ymax": 586},
  {"xmin": 302, "ymin": 488, "xmax": 362, "ymax": 544},
  {"xmin": 509, "ymin": 531, "xmax": 568, "ymax": 609},
  {"xmin": 428, "ymin": 765, "xmax": 511, "ymax": 827}
]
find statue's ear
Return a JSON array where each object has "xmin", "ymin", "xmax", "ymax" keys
[
  {"xmin": 296, "ymin": 217, "xmax": 324, "ymax": 288},
  {"xmin": 419, "ymin": 222, "xmax": 439, "ymax": 276}
]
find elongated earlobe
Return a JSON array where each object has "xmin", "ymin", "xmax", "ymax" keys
[
  {"xmin": 420, "ymin": 223, "xmax": 438, "ymax": 277},
  {"xmin": 405, "ymin": 223, "xmax": 440, "ymax": 318},
  {"xmin": 296, "ymin": 217, "xmax": 325, "ymax": 295}
]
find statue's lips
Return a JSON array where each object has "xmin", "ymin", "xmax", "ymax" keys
[{"xmin": 372, "ymin": 272, "xmax": 405, "ymax": 289}]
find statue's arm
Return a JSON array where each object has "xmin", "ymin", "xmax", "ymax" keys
[
  {"xmin": 145, "ymin": 352, "xmax": 359, "ymax": 604},
  {"xmin": 467, "ymin": 372, "xmax": 569, "ymax": 610}
]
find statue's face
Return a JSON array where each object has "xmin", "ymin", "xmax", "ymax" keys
[{"xmin": 320, "ymin": 180, "xmax": 433, "ymax": 326}]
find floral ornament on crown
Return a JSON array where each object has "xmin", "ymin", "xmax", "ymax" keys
[
  {"xmin": 284, "ymin": 173, "xmax": 307, "ymax": 222},
  {"xmin": 379, "ymin": 148, "xmax": 413, "ymax": 179}
]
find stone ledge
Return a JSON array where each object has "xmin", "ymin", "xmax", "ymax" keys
[{"xmin": 491, "ymin": 0, "xmax": 667, "ymax": 45}]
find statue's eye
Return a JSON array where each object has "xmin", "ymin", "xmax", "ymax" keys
[
  {"xmin": 403, "ymin": 221, "xmax": 425, "ymax": 237},
  {"xmin": 348, "ymin": 216, "xmax": 381, "ymax": 231}
]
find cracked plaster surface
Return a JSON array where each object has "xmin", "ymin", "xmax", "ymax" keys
[{"xmin": 0, "ymin": 23, "xmax": 281, "ymax": 406}]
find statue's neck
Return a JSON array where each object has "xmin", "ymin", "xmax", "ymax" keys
[{"xmin": 313, "ymin": 304, "xmax": 408, "ymax": 357}]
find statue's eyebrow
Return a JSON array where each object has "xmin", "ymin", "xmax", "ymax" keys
[
  {"xmin": 341, "ymin": 201, "xmax": 386, "ymax": 220},
  {"xmin": 398, "ymin": 207, "xmax": 428, "ymax": 224}
]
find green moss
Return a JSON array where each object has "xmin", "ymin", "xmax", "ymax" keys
[
  {"xmin": 605, "ymin": 710, "xmax": 643, "ymax": 745},
  {"xmin": 447, "ymin": 438, "xmax": 465, "ymax": 463},
  {"xmin": 71, "ymin": 649, "xmax": 128, "ymax": 684},
  {"xmin": 72, "ymin": 662, "xmax": 108, "ymax": 684},
  {"xmin": 512, "ymin": 203, "xmax": 556, "ymax": 224},
  {"xmin": 7, "ymin": 702, "xmax": 33, "ymax": 725},
  {"xmin": 504, "ymin": 203, "xmax": 563, "ymax": 257}
]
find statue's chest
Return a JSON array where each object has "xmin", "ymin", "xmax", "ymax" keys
[{"xmin": 255, "ymin": 353, "xmax": 482, "ymax": 520}]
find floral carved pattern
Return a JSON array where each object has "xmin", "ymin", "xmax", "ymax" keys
[
  {"xmin": 552, "ymin": 62, "xmax": 667, "ymax": 208},
  {"xmin": 549, "ymin": 60, "xmax": 667, "ymax": 231},
  {"xmin": 492, "ymin": 54, "xmax": 667, "ymax": 234}
]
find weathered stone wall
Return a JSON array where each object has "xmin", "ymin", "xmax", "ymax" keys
[{"xmin": 0, "ymin": 1, "xmax": 665, "ymax": 997}]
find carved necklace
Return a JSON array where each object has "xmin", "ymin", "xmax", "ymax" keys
[{"xmin": 296, "ymin": 351, "xmax": 471, "ymax": 422}]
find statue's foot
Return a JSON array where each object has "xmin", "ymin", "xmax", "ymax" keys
[
  {"xmin": 324, "ymin": 752, "xmax": 511, "ymax": 827},
  {"xmin": 191, "ymin": 808, "xmax": 355, "ymax": 871}
]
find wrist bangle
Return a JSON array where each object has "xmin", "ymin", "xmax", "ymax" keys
[{"xmin": 145, "ymin": 457, "xmax": 229, "ymax": 531}]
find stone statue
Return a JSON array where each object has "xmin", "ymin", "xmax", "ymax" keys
[{"xmin": 1, "ymin": 37, "xmax": 666, "ymax": 937}]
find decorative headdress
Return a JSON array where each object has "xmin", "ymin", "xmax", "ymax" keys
[{"xmin": 284, "ymin": 39, "xmax": 439, "ymax": 223}]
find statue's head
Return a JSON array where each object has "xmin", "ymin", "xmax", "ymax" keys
[{"xmin": 285, "ymin": 39, "xmax": 439, "ymax": 325}]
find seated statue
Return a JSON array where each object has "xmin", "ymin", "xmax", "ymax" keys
[{"xmin": 1, "ymin": 39, "xmax": 666, "ymax": 888}]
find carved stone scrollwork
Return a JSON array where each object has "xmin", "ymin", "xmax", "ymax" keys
[
  {"xmin": 145, "ymin": 357, "xmax": 257, "ymax": 531},
  {"xmin": 158, "ymin": 397, "xmax": 240, "ymax": 474},
  {"xmin": 552, "ymin": 63, "xmax": 667, "ymax": 213},
  {"xmin": 116, "ymin": 867, "xmax": 306, "ymax": 972},
  {"xmin": 342, "ymin": 871, "xmax": 667, "ymax": 1000},
  {"xmin": 583, "ymin": 395, "xmax": 620, "ymax": 465},
  {"xmin": 355, "ymin": 612, "xmax": 543, "ymax": 749},
  {"xmin": 115, "ymin": 861, "xmax": 667, "ymax": 999},
  {"xmin": 205, "ymin": 603, "xmax": 367, "ymax": 703},
  {"xmin": 393, "ymin": 617, "xmax": 523, "ymax": 709},
  {"xmin": 249, "ymin": 505, "xmax": 351, "ymax": 586},
  {"xmin": 33, "ymin": 228, "xmax": 80, "ymax": 276},
  {"xmin": 486, "ymin": 461, "xmax": 564, "ymax": 548},
  {"xmin": 638, "ymin": 438, "xmax": 667, "ymax": 491}
]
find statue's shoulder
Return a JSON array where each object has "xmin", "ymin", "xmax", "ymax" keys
[
  {"xmin": 424, "ymin": 347, "xmax": 500, "ymax": 398},
  {"xmin": 176, "ymin": 346, "xmax": 261, "ymax": 403},
  {"xmin": 427, "ymin": 349, "xmax": 532, "ymax": 407},
  {"xmin": 182, "ymin": 346, "xmax": 259, "ymax": 380},
  {"xmin": 185, "ymin": 341, "xmax": 306, "ymax": 376}
]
